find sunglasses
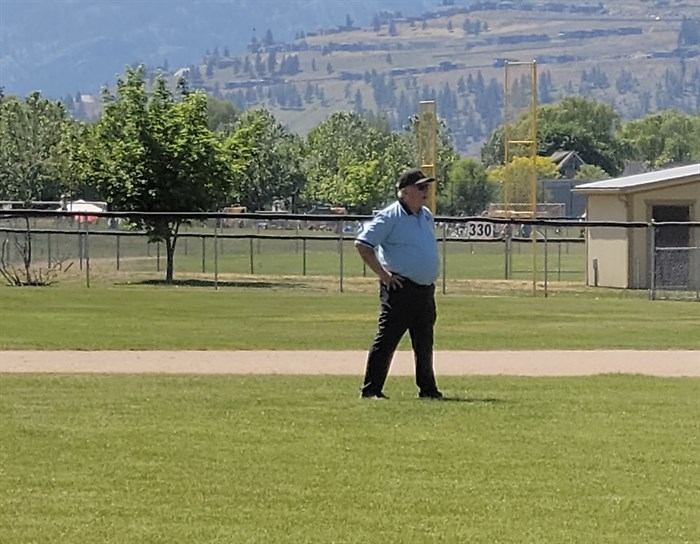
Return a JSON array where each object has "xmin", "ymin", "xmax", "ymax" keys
[{"xmin": 415, "ymin": 184, "xmax": 430, "ymax": 192}]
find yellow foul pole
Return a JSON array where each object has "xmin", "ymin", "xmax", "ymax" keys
[{"xmin": 418, "ymin": 100, "xmax": 437, "ymax": 213}]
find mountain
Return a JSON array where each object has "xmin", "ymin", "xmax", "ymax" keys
[{"xmin": 0, "ymin": 0, "xmax": 446, "ymax": 97}]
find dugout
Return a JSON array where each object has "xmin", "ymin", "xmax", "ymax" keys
[{"xmin": 574, "ymin": 163, "xmax": 700, "ymax": 289}]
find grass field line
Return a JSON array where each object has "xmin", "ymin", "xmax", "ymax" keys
[{"xmin": 1, "ymin": 349, "xmax": 698, "ymax": 376}]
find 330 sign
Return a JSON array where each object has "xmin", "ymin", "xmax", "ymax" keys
[{"xmin": 464, "ymin": 221, "xmax": 496, "ymax": 239}]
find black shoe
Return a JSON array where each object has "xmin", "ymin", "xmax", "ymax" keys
[
  {"xmin": 418, "ymin": 390, "xmax": 444, "ymax": 400},
  {"xmin": 361, "ymin": 392, "xmax": 389, "ymax": 399}
]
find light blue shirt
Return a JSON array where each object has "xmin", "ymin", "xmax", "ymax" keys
[{"xmin": 355, "ymin": 200, "xmax": 439, "ymax": 285}]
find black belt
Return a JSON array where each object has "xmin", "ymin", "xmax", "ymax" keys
[{"xmin": 395, "ymin": 275, "xmax": 433, "ymax": 289}]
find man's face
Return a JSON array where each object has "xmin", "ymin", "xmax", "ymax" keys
[{"xmin": 403, "ymin": 182, "xmax": 431, "ymax": 210}]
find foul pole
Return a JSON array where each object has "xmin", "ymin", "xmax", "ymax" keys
[
  {"xmin": 504, "ymin": 60, "xmax": 538, "ymax": 295},
  {"xmin": 418, "ymin": 100, "xmax": 437, "ymax": 213}
]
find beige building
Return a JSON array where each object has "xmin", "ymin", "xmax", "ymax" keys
[{"xmin": 574, "ymin": 164, "xmax": 700, "ymax": 289}]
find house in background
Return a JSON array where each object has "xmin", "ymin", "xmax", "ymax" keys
[
  {"xmin": 574, "ymin": 163, "xmax": 700, "ymax": 290},
  {"xmin": 550, "ymin": 150, "xmax": 586, "ymax": 178}
]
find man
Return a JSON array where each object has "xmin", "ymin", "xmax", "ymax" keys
[{"xmin": 355, "ymin": 168, "xmax": 444, "ymax": 400}]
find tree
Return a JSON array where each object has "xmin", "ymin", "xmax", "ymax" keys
[
  {"xmin": 353, "ymin": 89, "xmax": 364, "ymax": 113},
  {"xmin": 480, "ymin": 126, "xmax": 504, "ymax": 167},
  {"xmin": 575, "ymin": 164, "xmax": 610, "ymax": 181},
  {"xmin": 442, "ymin": 158, "xmax": 495, "ymax": 215},
  {"xmin": 620, "ymin": 109, "xmax": 700, "ymax": 169},
  {"xmin": 482, "ymin": 97, "xmax": 627, "ymax": 176},
  {"xmin": 226, "ymin": 109, "xmax": 305, "ymax": 212},
  {"xmin": 0, "ymin": 91, "xmax": 76, "ymax": 285},
  {"xmin": 389, "ymin": 20, "xmax": 398, "ymax": 36},
  {"xmin": 79, "ymin": 66, "xmax": 239, "ymax": 282},
  {"xmin": 537, "ymin": 97, "xmax": 625, "ymax": 176},
  {"xmin": 402, "ymin": 114, "xmax": 459, "ymax": 198},
  {"xmin": 303, "ymin": 112, "xmax": 413, "ymax": 212},
  {"xmin": 487, "ymin": 156, "xmax": 560, "ymax": 206},
  {"xmin": 0, "ymin": 92, "xmax": 71, "ymax": 202},
  {"xmin": 206, "ymin": 95, "xmax": 239, "ymax": 133}
]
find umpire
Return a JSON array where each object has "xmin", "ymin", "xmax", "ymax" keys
[{"xmin": 355, "ymin": 168, "xmax": 444, "ymax": 400}]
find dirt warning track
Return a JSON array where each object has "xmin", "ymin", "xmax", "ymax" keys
[{"xmin": 1, "ymin": 350, "xmax": 698, "ymax": 376}]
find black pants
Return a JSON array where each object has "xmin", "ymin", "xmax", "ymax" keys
[{"xmin": 361, "ymin": 279, "xmax": 439, "ymax": 396}]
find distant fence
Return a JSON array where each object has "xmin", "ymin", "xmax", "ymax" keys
[{"xmin": 0, "ymin": 210, "xmax": 697, "ymax": 299}]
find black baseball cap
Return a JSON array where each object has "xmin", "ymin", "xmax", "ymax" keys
[{"xmin": 396, "ymin": 168, "xmax": 435, "ymax": 189}]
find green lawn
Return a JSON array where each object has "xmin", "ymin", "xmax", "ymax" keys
[
  {"xmin": 1, "ymin": 374, "xmax": 698, "ymax": 543},
  {"xmin": 2, "ymin": 279, "xmax": 698, "ymax": 543},
  {"xmin": 1, "ymin": 282, "xmax": 698, "ymax": 350}
]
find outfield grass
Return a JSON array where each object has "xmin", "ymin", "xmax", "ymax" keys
[
  {"xmin": 0, "ymin": 374, "xmax": 698, "ymax": 543},
  {"xmin": 1, "ymin": 281, "xmax": 699, "ymax": 350}
]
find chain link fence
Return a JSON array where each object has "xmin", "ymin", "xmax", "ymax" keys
[
  {"xmin": 650, "ymin": 223, "xmax": 700, "ymax": 301},
  {"xmin": 1, "ymin": 210, "xmax": 697, "ymax": 299}
]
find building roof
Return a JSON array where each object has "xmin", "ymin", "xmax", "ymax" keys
[
  {"xmin": 550, "ymin": 150, "xmax": 584, "ymax": 167},
  {"xmin": 574, "ymin": 163, "xmax": 700, "ymax": 194}
]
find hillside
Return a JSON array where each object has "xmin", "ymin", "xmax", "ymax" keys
[{"xmin": 167, "ymin": 0, "xmax": 699, "ymax": 155}]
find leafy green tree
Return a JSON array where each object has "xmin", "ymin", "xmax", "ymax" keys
[
  {"xmin": 226, "ymin": 109, "xmax": 305, "ymax": 211},
  {"xmin": 303, "ymin": 112, "xmax": 413, "ymax": 212},
  {"xmin": 206, "ymin": 95, "xmax": 239, "ymax": 133},
  {"xmin": 480, "ymin": 125, "xmax": 504, "ymax": 167},
  {"xmin": 79, "ymin": 66, "xmax": 239, "ymax": 282},
  {"xmin": 620, "ymin": 109, "xmax": 700, "ymax": 169},
  {"xmin": 0, "ymin": 92, "xmax": 72, "ymax": 202},
  {"xmin": 402, "ymin": 114, "xmax": 459, "ymax": 198},
  {"xmin": 537, "ymin": 97, "xmax": 626, "ymax": 176},
  {"xmin": 442, "ymin": 158, "xmax": 495, "ymax": 215},
  {"xmin": 482, "ymin": 97, "xmax": 627, "ymax": 176},
  {"xmin": 575, "ymin": 164, "xmax": 610, "ymax": 181},
  {"xmin": 487, "ymin": 156, "xmax": 560, "ymax": 206}
]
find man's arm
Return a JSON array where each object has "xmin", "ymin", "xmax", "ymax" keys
[{"xmin": 355, "ymin": 242, "xmax": 403, "ymax": 289}]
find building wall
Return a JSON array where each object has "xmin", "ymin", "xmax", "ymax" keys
[
  {"xmin": 585, "ymin": 180, "xmax": 699, "ymax": 289},
  {"xmin": 586, "ymin": 195, "xmax": 630, "ymax": 288},
  {"xmin": 631, "ymin": 182, "xmax": 699, "ymax": 222}
]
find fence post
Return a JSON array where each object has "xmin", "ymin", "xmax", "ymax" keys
[
  {"xmin": 302, "ymin": 238, "xmax": 307, "ymax": 275},
  {"xmin": 339, "ymin": 221, "xmax": 344, "ymax": 293},
  {"xmin": 116, "ymin": 234, "xmax": 120, "ymax": 271},
  {"xmin": 184, "ymin": 224, "xmax": 188, "ymax": 256},
  {"xmin": 249, "ymin": 238, "xmax": 254, "ymax": 274},
  {"xmin": 648, "ymin": 221, "xmax": 656, "ymax": 300},
  {"xmin": 156, "ymin": 241, "xmax": 161, "ymax": 272},
  {"xmin": 201, "ymin": 236, "xmax": 206, "ymax": 273},
  {"xmin": 557, "ymin": 241, "xmax": 562, "ymax": 281},
  {"xmin": 77, "ymin": 220, "xmax": 83, "ymax": 270},
  {"xmin": 214, "ymin": 220, "xmax": 219, "ymax": 290},
  {"xmin": 85, "ymin": 223, "xmax": 90, "ymax": 288},
  {"xmin": 442, "ymin": 222, "xmax": 447, "ymax": 295},
  {"xmin": 47, "ymin": 232, "xmax": 51, "ymax": 268},
  {"xmin": 543, "ymin": 227, "xmax": 548, "ymax": 298},
  {"xmin": 504, "ymin": 224, "xmax": 512, "ymax": 280}
]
